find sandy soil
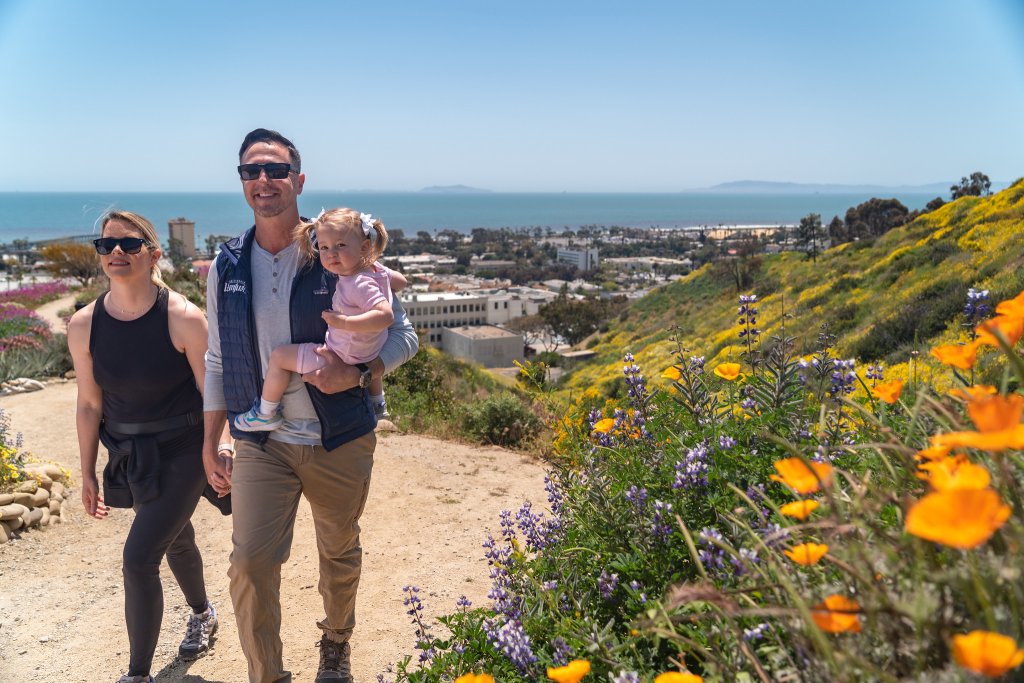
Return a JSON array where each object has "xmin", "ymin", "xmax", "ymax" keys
[{"xmin": 0, "ymin": 381, "xmax": 548, "ymax": 682}]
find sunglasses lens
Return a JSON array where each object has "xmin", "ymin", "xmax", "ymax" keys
[
  {"xmin": 94, "ymin": 237, "xmax": 146, "ymax": 255},
  {"xmin": 237, "ymin": 163, "xmax": 292, "ymax": 180},
  {"xmin": 237, "ymin": 164, "xmax": 260, "ymax": 180},
  {"xmin": 265, "ymin": 163, "xmax": 291, "ymax": 179}
]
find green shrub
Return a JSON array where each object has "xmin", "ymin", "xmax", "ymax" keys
[
  {"xmin": 0, "ymin": 334, "xmax": 72, "ymax": 383},
  {"xmin": 462, "ymin": 392, "xmax": 541, "ymax": 448}
]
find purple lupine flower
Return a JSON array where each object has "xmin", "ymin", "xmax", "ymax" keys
[
  {"xmin": 484, "ymin": 615, "xmax": 537, "ymax": 674},
  {"xmin": 625, "ymin": 485, "xmax": 648, "ymax": 512},
  {"xmin": 865, "ymin": 362, "xmax": 885, "ymax": 383},
  {"xmin": 673, "ymin": 442, "xmax": 709, "ymax": 489},
  {"xmin": 402, "ymin": 585, "xmax": 434, "ymax": 662},
  {"xmin": 622, "ymin": 353, "xmax": 649, "ymax": 410},
  {"xmin": 743, "ymin": 622, "xmax": 770, "ymax": 642},
  {"xmin": 544, "ymin": 475, "xmax": 564, "ymax": 516},
  {"xmin": 759, "ymin": 522, "xmax": 788, "ymax": 548},
  {"xmin": 515, "ymin": 500, "xmax": 551, "ymax": 552},
  {"xmin": 612, "ymin": 673, "xmax": 641, "ymax": 683},
  {"xmin": 650, "ymin": 500, "xmax": 673, "ymax": 541},
  {"xmin": 550, "ymin": 636, "xmax": 574, "ymax": 667},
  {"xmin": 498, "ymin": 509, "xmax": 516, "ymax": 543},
  {"xmin": 597, "ymin": 570, "xmax": 619, "ymax": 600},
  {"xmin": 731, "ymin": 547, "xmax": 759, "ymax": 576},
  {"xmin": 964, "ymin": 288, "xmax": 990, "ymax": 324},
  {"xmin": 689, "ymin": 355, "xmax": 706, "ymax": 372},
  {"xmin": 698, "ymin": 527, "xmax": 727, "ymax": 572},
  {"xmin": 456, "ymin": 595, "xmax": 472, "ymax": 610},
  {"xmin": 829, "ymin": 359, "xmax": 856, "ymax": 399},
  {"xmin": 719, "ymin": 434, "xmax": 737, "ymax": 450},
  {"xmin": 542, "ymin": 580, "xmax": 558, "ymax": 591},
  {"xmin": 738, "ymin": 294, "xmax": 761, "ymax": 343}
]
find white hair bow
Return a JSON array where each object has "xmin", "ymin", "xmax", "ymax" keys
[{"xmin": 360, "ymin": 213, "xmax": 377, "ymax": 243}]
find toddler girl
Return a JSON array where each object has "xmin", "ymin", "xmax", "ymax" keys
[{"xmin": 234, "ymin": 208, "xmax": 406, "ymax": 431}]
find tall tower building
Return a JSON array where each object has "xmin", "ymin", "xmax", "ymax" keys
[{"xmin": 167, "ymin": 217, "xmax": 196, "ymax": 258}]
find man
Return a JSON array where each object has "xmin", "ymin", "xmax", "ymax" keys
[{"xmin": 202, "ymin": 128, "xmax": 418, "ymax": 683}]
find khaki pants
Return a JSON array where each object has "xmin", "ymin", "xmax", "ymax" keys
[{"xmin": 228, "ymin": 433, "xmax": 375, "ymax": 683}]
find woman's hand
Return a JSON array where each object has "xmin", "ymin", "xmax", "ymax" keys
[{"xmin": 81, "ymin": 473, "xmax": 109, "ymax": 519}]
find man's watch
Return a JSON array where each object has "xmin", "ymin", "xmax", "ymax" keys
[{"xmin": 356, "ymin": 363, "xmax": 372, "ymax": 389}]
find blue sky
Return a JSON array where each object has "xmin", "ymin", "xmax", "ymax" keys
[{"xmin": 1, "ymin": 0, "xmax": 1022, "ymax": 192}]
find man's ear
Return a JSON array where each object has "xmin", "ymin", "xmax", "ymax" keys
[{"xmin": 295, "ymin": 172, "xmax": 305, "ymax": 196}]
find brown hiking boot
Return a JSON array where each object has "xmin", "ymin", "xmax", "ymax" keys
[{"xmin": 315, "ymin": 634, "xmax": 352, "ymax": 682}]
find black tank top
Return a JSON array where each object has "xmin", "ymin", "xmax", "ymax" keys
[{"xmin": 90, "ymin": 287, "xmax": 203, "ymax": 423}]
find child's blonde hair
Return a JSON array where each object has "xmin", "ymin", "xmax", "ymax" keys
[{"xmin": 293, "ymin": 207, "xmax": 389, "ymax": 267}]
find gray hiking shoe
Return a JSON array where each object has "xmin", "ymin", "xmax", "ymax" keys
[
  {"xmin": 178, "ymin": 602, "xmax": 218, "ymax": 659},
  {"xmin": 315, "ymin": 634, "xmax": 352, "ymax": 682},
  {"xmin": 116, "ymin": 676, "xmax": 154, "ymax": 683}
]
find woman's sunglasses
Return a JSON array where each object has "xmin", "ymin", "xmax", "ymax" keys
[
  {"xmin": 93, "ymin": 237, "xmax": 151, "ymax": 255},
  {"xmin": 237, "ymin": 162, "xmax": 295, "ymax": 181}
]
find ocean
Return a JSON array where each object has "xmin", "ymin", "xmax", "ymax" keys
[{"xmin": 0, "ymin": 191, "xmax": 937, "ymax": 246}]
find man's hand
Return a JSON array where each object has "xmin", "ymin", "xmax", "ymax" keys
[
  {"xmin": 203, "ymin": 445, "xmax": 233, "ymax": 496},
  {"xmin": 302, "ymin": 346, "xmax": 361, "ymax": 393},
  {"xmin": 322, "ymin": 310, "xmax": 348, "ymax": 329}
]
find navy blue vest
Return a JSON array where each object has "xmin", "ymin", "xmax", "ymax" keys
[{"xmin": 215, "ymin": 227, "xmax": 376, "ymax": 450}]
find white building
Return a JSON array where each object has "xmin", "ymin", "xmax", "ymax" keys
[
  {"xmin": 442, "ymin": 325, "xmax": 524, "ymax": 368},
  {"xmin": 400, "ymin": 291, "xmax": 491, "ymax": 346},
  {"xmin": 556, "ymin": 246, "xmax": 599, "ymax": 271}
]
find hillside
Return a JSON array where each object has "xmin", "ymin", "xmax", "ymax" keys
[{"xmin": 560, "ymin": 179, "xmax": 1024, "ymax": 399}]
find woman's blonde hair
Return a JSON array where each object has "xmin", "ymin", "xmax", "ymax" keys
[
  {"xmin": 100, "ymin": 210, "xmax": 167, "ymax": 289},
  {"xmin": 293, "ymin": 207, "xmax": 389, "ymax": 268}
]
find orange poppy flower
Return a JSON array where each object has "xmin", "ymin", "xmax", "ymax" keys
[
  {"xmin": 905, "ymin": 488, "xmax": 1011, "ymax": 549},
  {"xmin": 917, "ymin": 456, "xmax": 991, "ymax": 491},
  {"xmin": 784, "ymin": 542, "xmax": 829, "ymax": 566},
  {"xmin": 949, "ymin": 385, "xmax": 997, "ymax": 401},
  {"xmin": 930, "ymin": 341, "xmax": 979, "ymax": 369},
  {"xmin": 654, "ymin": 673, "xmax": 704, "ymax": 683},
  {"xmin": 967, "ymin": 394, "xmax": 1024, "ymax": 432},
  {"xmin": 932, "ymin": 426, "xmax": 1024, "ymax": 452},
  {"xmin": 914, "ymin": 444, "xmax": 952, "ymax": 462},
  {"xmin": 662, "ymin": 366, "xmax": 682, "ymax": 381},
  {"xmin": 592, "ymin": 418, "xmax": 616, "ymax": 434},
  {"xmin": 779, "ymin": 499, "xmax": 820, "ymax": 519},
  {"xmin": 455, "ymin": 674, "xmax": 495, "ymax": 683},
  {"xmin": 870, "ymin": 379, "xmax": 904, "ymax": 404},
  {"xmin": 975, "ymin": 315, "xmax": 1024, "ymax": 347},
  {"xmin": 713, "ymin": 362, "xmax": 742, "ymax": 380},
  {"xmin": 995, "ymin": 290, "xmax": 1024, "ymax": 319},
  {"xmin": 770, "ymin": 458, "xmax": 833, "ymax": 494},
  {"xmin": 810, "ymin": 594, "xmax": 861, "ymax": 633},
  {"xmin": 951, "ymin": 630, "xmax": 1024, "ymax": 677},
  {"xmin": 547, "ymin": 660, "xmax": 591, "ymax": 683}
]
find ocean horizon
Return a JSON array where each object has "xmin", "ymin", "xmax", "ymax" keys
[{"xmin": 0, "ymin": 190, "xmax": 938, "ymax": 247}]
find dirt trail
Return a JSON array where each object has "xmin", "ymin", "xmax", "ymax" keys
[
  {"xmin": 0, "ymin": 382, "xmax": 548, "ymax": 682},
  {"xmin": 33, "ymin": 292, "xmax": 78, "ymax": 334}
]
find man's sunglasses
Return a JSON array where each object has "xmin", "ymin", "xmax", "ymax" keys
[
  {"xmin": 93, "ymin": 237, "xmax": 151, "ymax": 255},
  {"xmin": 237, "ymin": 162, "xmax": 295, "ymax": 181}
]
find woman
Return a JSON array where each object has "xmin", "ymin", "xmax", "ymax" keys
[{"xmin": 68, "ymin": 210, "xmax": 229, "ymax": 683}]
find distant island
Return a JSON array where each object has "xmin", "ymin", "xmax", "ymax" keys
[
  {"xmin": 689, "ymin": 180, "xmax": 959, "ymax": 195},
  {"xmin": 419, "ymin": 185, "xmax": 492, "ymax": 194}
]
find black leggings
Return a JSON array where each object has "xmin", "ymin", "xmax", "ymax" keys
[{"xmin": 122, "ymin": 432, "xmax": 209, "ymax": 676}]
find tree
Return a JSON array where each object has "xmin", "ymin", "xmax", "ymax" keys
[
  {"xmin": 39, "ymin": 242, "xmax": 104, "ymax": 286},
  {"xmin": 950, "ymin": 172, "xmax": 992, "ymax": 199},
  {"xmin": 205, "ymin": 234, "xmax": 233, "ymax": 258},
  {"xmin": 844, "ymin": 198, "xmax": 910, "ymax": 241},
  {"xmin": 506, "ymin": 314, "xmax": 550, "ymax": 351},
  {"xmin": 796, "ymin": 213, "xmax": 824, "ymax": 263},
  {"xmin": 827, "ymin": 215, "xmax": 847, "ymax": 244},
  {"xmin": 166, "ymin": 237, "xmax": 191, "ymax": 268},
  {"xmin": 539, "ymin": 289, "xmax": 616, "ymax": 346},
  {"xmin": 924, "ymin": 196, "xmax": 946, "ymax": 212}
]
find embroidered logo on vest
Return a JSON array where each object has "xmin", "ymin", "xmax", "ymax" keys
[
  {"xmin": 313, "ymin": 286, "xmax": 330, "ymax": 296},
  {"xmin": 224, "ymin": 279, "xmax": 246, "ymax": 294}
]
